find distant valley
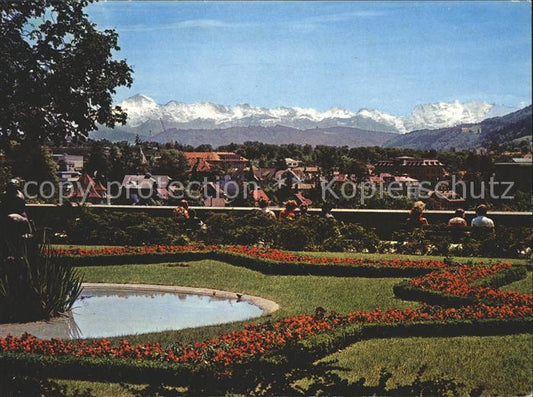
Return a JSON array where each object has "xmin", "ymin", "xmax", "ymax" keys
[{"xmin": 90, "ymin": 125, "xmax": 398, "ymax": 147}]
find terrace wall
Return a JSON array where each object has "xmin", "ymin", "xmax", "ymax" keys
[{"xmin": 26, "ymin": 204, "xmax": 532, "ymax": 240}]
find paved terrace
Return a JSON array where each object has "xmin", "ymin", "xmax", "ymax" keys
[{"xmin": 27, "ymin": 204, "xmax": 532, "ymax": 239}]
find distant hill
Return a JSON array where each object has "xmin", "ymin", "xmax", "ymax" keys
[
  {"xmin": 383, "ymin": 105, "xmax": 532, "ymax": 150},
  {"xmin": 90, "ymin": 125, "xmax": 397, "ymax": 147}
]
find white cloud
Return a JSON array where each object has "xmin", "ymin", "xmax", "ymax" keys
[
  {"xmin": 116, "ymin": 19, "xmax": 250, "ymax": 32},
  {"xmin": 106, "ymin": 10, "xmax": 383, "ymax": 33}
]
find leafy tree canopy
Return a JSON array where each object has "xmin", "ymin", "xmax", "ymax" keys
[
  {"xmin": 0, "ymin": 0, "xmax": 133, "ymax": 147},
  {"xmin": 152, "ymin": 149, "xmax": 189, "ymax": 181}
]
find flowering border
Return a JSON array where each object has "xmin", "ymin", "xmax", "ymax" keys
[
  {"xmin": 54, "ymin": 245, "xmax": 456, "ymax": 277},
  {"xmin": 1, "ymin": 246, "xmax": 531, "ymax": 385}
]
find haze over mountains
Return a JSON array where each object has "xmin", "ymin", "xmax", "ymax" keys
[{"xmin": 90, "ymin": 95, "xmax": 529, "ymax": 149}]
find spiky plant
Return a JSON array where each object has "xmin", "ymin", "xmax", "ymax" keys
[{"xmin": 0, "ymin": 239, "xmax": 83, "ymax": 323}]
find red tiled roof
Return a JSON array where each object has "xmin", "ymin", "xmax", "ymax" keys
[
  {"xmin": 72, "ymin": 174, "xmax": 102, "ymax": 199},
  {"xmin": 204, "ymin": 197, "xmax": 226, "ymax": 207},
  {"xmin": 252, "ymin": 189, "xmax": 269, "ymax": 202}
]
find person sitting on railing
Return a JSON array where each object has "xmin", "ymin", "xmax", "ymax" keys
[
  {"xmin": 447, "ymin": 208, "xmax": 467, "ymax": 229},
  {"xmin": 279, "ymin": 200, "xmax": 298, "ymax": 220},
  {"xmin": 405, "ymin": 201, "xmax": 429, "ymax": 227},
  {"xmin": 173, "ymin": 199, "xmax": 190, "ymax": 223},
  {"xmin": 471, "ymin": 204, "xmax": 495, "ymax": 236}
]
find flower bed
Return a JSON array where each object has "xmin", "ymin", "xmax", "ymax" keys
[
  {"xmin": 55, "ymin": 245, "xmax": 448, "ymax": 269},
  {"xmin": 224, "ymin": 246, "xmax": 448, "ymax": 269},
  {"xmin": 1, "ymin": 247, "xmax": 531, "ymax": 383},
  {"xmin": 53, "ymin": 245, "xmax": 455, "ymax": 277}
]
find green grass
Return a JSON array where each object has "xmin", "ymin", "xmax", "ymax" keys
[
  {"xmin": 78, "ymin": 259, "xmax": 413, "ymax": 345},
  {"xmin": 10, "ymin": 249, "xmax": 531, "ymax": 395},
  {"xmin": 300, "ymin": 250, "xmax": 528, "ymax": 265},
  {"xmin": 318, "ymin": 334, "xmax": 532, "ymax": 395},
  {"xmin": 503, "ymin": 271, "xmax": 532, "ymax": 294}
]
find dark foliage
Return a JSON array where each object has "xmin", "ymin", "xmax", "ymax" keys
[
  {"xmin": 0, "ymin": 0, "xmax": 133, "ymax": 146},
  {"xmin": 0, "ymin": 240, "xmax": 83, "ymax": 322},
  {"xmin": 392, "ymin": 225, "xmax": 532, "ymax": 258}
]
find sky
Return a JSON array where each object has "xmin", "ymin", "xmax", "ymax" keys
[{"xmin": 87, "ymin": 1, "xmax": 532, "ymax": 116}]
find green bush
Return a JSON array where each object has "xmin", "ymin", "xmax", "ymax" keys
[
  {"xmin": 0, "ymin": 240, "xmax": 83, "ymax": 322},
  {"xmin": 59, "ymin": 208, "xmax": 190, "ymax": 246},
  {"xmin": 324, "ymin": 223, "xmax": 381, "ymax": 253},
  {"xmin": 41, "ymin": 208, "xmax": 531, "ymax": 258},
  {"xmin": 199, "ymin": 211, "xmax": 278, "ymax": 246},
  {"xmin": 392, "ymin": 225, "xmax": 531, "ymax": 259}
]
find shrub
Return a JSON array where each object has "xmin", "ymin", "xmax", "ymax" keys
[
  {"xmin": 0, "ymin": 240, "xmax": 83, "ymax": 322},
  {"xmin": 60, "ymin": 208, "xmax": 189, "ymax": 246},
  {"xmin": 41, "ymin": 208, "xmax": 531, "ymax": 258},
  {"xmin": 324, "ymin": 223, "xmax": 381, "ymax": 253},
  {"xmin": 202, "ymin": 211, "xmax": 278, "ymax": 246}
]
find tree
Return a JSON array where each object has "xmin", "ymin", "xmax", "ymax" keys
[
  {"xmin": 84, "ymin": 141, "xmax": 111, "ymax": 177},
  {"xmin": 0, "ymin": 149, "xmax": 13, "ymax": 191},
  {"xmin": 313, "ymin": 145, "xmax": 341, "ymax": 174},
  {"xmin": 0, "ymin": 0, "xmax": 133, "ymax": 146},
  {"xmin": 152, "ymin": 149, "xmax": 189, "ymax": 181},
  {"xmin": 10, "ymin": 142, "xmax": 58, "ymax": 195}
]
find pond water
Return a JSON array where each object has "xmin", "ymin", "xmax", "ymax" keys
[{"xmin": 0, "ymin": 287, "xmax": 265, "ymax": 339}]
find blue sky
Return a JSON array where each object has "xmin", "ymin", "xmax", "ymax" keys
[{"xmin": 87, "ymin": 1, "xmax": 531, "ymax": 116}]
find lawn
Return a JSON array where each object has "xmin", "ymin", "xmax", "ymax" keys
[
  {"xmin": 77, "ymin": 259, "xmax": 414, "ymax": 346},
  {"xmin": 4, "ymin": 249, "xmax": 532, "ymax": 395},
  {"xmin": 300, "ymin": 250, "xmax": 529, "ymax": 265},
  {"xmin": 318, "ymin": 334, "xmax": 532, "ymax": 395}
]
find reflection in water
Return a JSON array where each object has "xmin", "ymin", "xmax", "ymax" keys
[{"xmin": 0, "ymin": 288, "xmax": 263, "ymax": 340}]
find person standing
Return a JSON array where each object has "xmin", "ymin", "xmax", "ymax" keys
[{"xmin": 174, "ymin": 199, "xmax": 190, "ymax": 222}]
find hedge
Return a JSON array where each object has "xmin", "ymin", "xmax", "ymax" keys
[
  {"xmin": 55, "ymin": 247, "xmax": 445, "ymax": 277},
  {"xmin": 38, "ymin": 207, "xmax": 532, "ymax": 258},
  {"xmin": 2, "ymin": 317, "xmax": 532, "ymax": 386}
]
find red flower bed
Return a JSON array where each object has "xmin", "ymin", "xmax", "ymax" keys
[
  {"xmin": 224, "ymin": 246, "xmax": 448, "ymax": 269},
  {"xmin": 410, "ymin": 263, "xmax": 533, "ymax": 307},
  {"xmin": 54, "ymin": 245, "xmax": 451, "ymax": 270},
  {"xmin": 1, "ymin": 247, "xmax": 531, "ymax": 370}
]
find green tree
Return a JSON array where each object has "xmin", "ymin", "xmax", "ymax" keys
[
  {"xmin": 10, "ymin": 143, "xmax": 58, "ymax": 194},
  {"xmin": 0, "ymin": 0, "xmax": 133, "ymax": 146},
  {"xmin": 84, "ymin": 141, "xmax": 111, "ymax": 177},
  {"xmin": 152, "ymin": 149, "xmax": 189, "ymax": 181},
  {"xmin": 0, "ymin": 149, "xmax": 13, "ymax": 191},
  {"xmin": 313, "ymin": 145, "xmax": 341, "ymax": 174}
]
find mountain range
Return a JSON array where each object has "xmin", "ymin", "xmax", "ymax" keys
[
  {"xmin": 384, "ymin": 105, "xmax": 532, "ymax": 151},
  {"xmin": 112, "ymin": 95, "xmax": 517, "ymax": 134},
  {"xmin": 90, "ymin": 95, "xmax": 529, "ymax": 149}
]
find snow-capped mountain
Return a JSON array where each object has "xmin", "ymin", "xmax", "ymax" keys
[{"xmin": 116, "ymin": 95, "xmax": 519, "ymax": 135}]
